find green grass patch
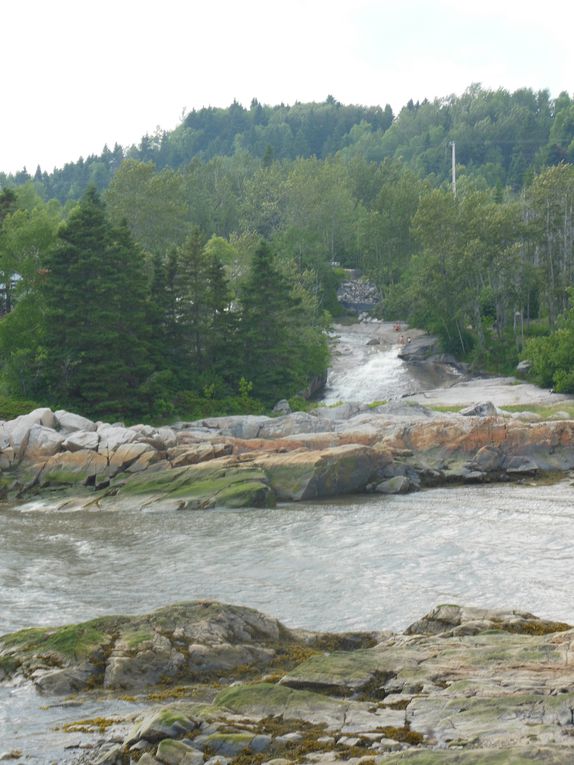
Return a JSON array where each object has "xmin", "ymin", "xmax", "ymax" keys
[
  {"xmin": 428, "ymin": 405, "xmax": 464, "ymax": 413},
  {"xmin": 499, "ymin": 403, "xmax": 574, "ymax": 419}
]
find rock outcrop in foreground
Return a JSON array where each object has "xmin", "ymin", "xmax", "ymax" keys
[
  {"xmin": 2, "ymin": 602, "xmax": 574, "ymax": 764},
  {"xmin": 2, "ymin": 399, "xmax": 574, "ymax": 510}
]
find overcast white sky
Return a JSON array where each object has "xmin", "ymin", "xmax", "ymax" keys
[{"xmin": 3, "ymin": 0, "xmax": 573, "ymax": 174}]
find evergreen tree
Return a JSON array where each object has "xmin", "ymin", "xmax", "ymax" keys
[
  {"xmin": 42, "ymin": 188, "xmax": 150, "ymax": 417},
  {"xmin": 238, "ymin": 241, "xmax": 327, "ymax": 403},
  {"xmin": 173, "ymin": 228, "xmax": 212, "ymax": 385}
]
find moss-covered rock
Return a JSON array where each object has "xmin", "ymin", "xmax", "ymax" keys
[
  {"xmin": 125, "ymin": 706, "xmax": 198, "ymax": 746},
  {"xmin": 116, "ymin": 461, "xmax": 276, "ymax": 509},
  {"xmin": 381, "ymin": 748, "xmax": 574, "ymax": 764}
]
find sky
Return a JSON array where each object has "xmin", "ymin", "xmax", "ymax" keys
[{"xmin": 3, "ymin": 0, "xmax": 574, "ymax": 174}]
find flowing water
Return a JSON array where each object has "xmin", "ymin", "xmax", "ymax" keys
[
  {"xmin": 1, "ymin": 322, "xmax": 573, "ymax": 761},
  {"xmin": 322, "ymin": 324, "xmax": 461, "ymax": 404}
]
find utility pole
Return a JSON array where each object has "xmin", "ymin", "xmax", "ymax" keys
[{"xmin": 450, "ymin": 141, "xmax": 457, "ymax": 197}]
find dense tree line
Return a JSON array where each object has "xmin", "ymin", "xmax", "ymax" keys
[
  {"xmin": 2, "ymin": 86, "xmax": 574, "ymax": 411},
  {"xmin": 4, "ymin": 86, "xmax": 574, "ymax": 203},
  {"xmin": 0, "ymin": 188, "xmax": 328, "ymax": 418}
]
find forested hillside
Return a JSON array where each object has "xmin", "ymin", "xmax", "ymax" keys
[
  {"xmin": 1, "ymin": 84, "xmax": 574, "ymax": 419},
  {"xmin": 4, "ymin": 86, "xmax": 574, "ymax": 202}
]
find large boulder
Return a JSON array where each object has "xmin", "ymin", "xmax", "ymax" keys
[
  {"xmin": 256, "ymin": 444, "xmax": 377, "ymax": 500},
  {"xmin": 62, "ymin": 429, "xmax": 100, "ymax": 452},
  {"xmin": 38, "ymin": 449, "xmax": 109, "ymax": 487},
  {"xmin": 2, "ymin": 408, "xmax": 56, "ymax": 459},
  {"xmin": 23, "ymin": 425, "xmax": 65, "ymax": 461},
  {"xmin": 97, "ymin": 425, "xmax": 138, "ymax": 453},
  {"xmin": 54, "ymin": 410, "xmax": 96, "ymax": 433}
]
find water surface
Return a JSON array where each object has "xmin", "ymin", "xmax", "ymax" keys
[{"xmin": 3, "ymin": 480, "xmax": 573, "ymax": 638}]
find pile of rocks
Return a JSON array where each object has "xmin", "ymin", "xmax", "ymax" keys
[{"xmin": 336, "ymin": 279, "xmax": 379, "ymax": 313}]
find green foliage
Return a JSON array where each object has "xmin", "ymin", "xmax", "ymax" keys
[
  {"xmin": 41, "ymin": 188, "xmax": 152, "ymax": 418},
  {"xmin": 0, "ymin": 394, "xmax": 40, "ymax": 419},
  {"xmin": 238, "ymin": 241, "xmax": 329, "ymax": 404},
  {"xmin": 171, "ymin": 391, "xmax": 266, "ymax": 420}
]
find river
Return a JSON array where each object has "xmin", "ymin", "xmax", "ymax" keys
[{"xmin": 1, "ymin": 322, "xmax": 573, "ymax": 761}]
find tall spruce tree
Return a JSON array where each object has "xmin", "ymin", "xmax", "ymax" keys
[
  {"xmin": 42, "ymin": 188, "xmax": 150, "ymax": 417},
  {"xmin": 238, "ymin": 240, "xmax": 326, "ymax": 403}
]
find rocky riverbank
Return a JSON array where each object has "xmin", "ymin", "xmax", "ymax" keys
[
  {"xmin": 1, "ymin": 393, "xmax": 574, "ymax": 511},
  {"xmin": 2, "ymin": 601, "xmax": 574, "ymax": 764}
]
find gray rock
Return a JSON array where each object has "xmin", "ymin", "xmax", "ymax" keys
[
  {"xmin": 276, "ymin": 732, "xmax": 303, "ymax": 744},
  {"xmin": 54, "ymin": 410, "xmax": 96, "ymax": 433},
  {"xmin": 516, "ymin": 360, "xmax": 532, "ymax": 375},
  {"xmin": 131, "ymin": 424, "xmax": 157, "ymax": 437},
  {"xmin": 373, "ymin": 401, "xmax": 434, "ymax": 418},
  {"xmin": 312, "ymin": 403, "xmax": 367, "ymax": 421},
  {"xmin": 156, "ymin": 738, "xmax": 204, "ymax": 765},
  {"xmin": 4, "ymin": 408, "xmax": 56, "ymax": 458},
  {"xmin": 397, "ymin": 335, "xmax": 439, "ymax": 362},
  {"xmin": 23, "ymin": 425, "xmax": 65, "ymax": 460},
  {"xmin": 63, "ymin": 429, "xmax": 100, "ymax": 452},
  {"xmin": 125, "ymin": 708, "xmax": 198, "ymax": 746},
  {"xmin": 97, "ymin": 425, "xmax": 138, "ymax": 453},
  {"xmin": 470, "ymin": 445, "xmax": 504, "ymax": 472},
  {"xmin": 104, "ymin": 633, "xmax": 186, "ymax": 689},
  {"xmin": 191, "ymin": 416, "xmax": 271, "ymax": 440},
  {"xmin": 156, "ymin": 426, "xmax": 178, "ymax": 449},
  {"xmin": 460, "ymin": 401, "xmax": 499, "ymax": 417},
  {"xmin": 506, "ymin": 455, "xmax": 539, "ymax": 474},
  {"xmin": 32, "ymin": 664, "xmax": 96, "ymax": 694},
  {"xmin": 374, "ymin": 476, "xmax": 410, "ymax": 494},
  {"xmin": 250, "ymin": 734, "xmax": 273, "ymax": 753},
  {"xmin": 272, "ymin": 399, "xmax": 292, "ymax": 415},
  {"xmin": 258, "ymin": 412, "xmax": 335, "ymax": 438},
  {"xmin": 92, "ymin": 745, "xmax": 123, "ymax": 765},
  {"xmin": 137, "ymin": 756, "xmax": 161, "ymax": 765},
  {"xmin": 404, "ymin": 603, "xmax": 564, "ymax": 636}
]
